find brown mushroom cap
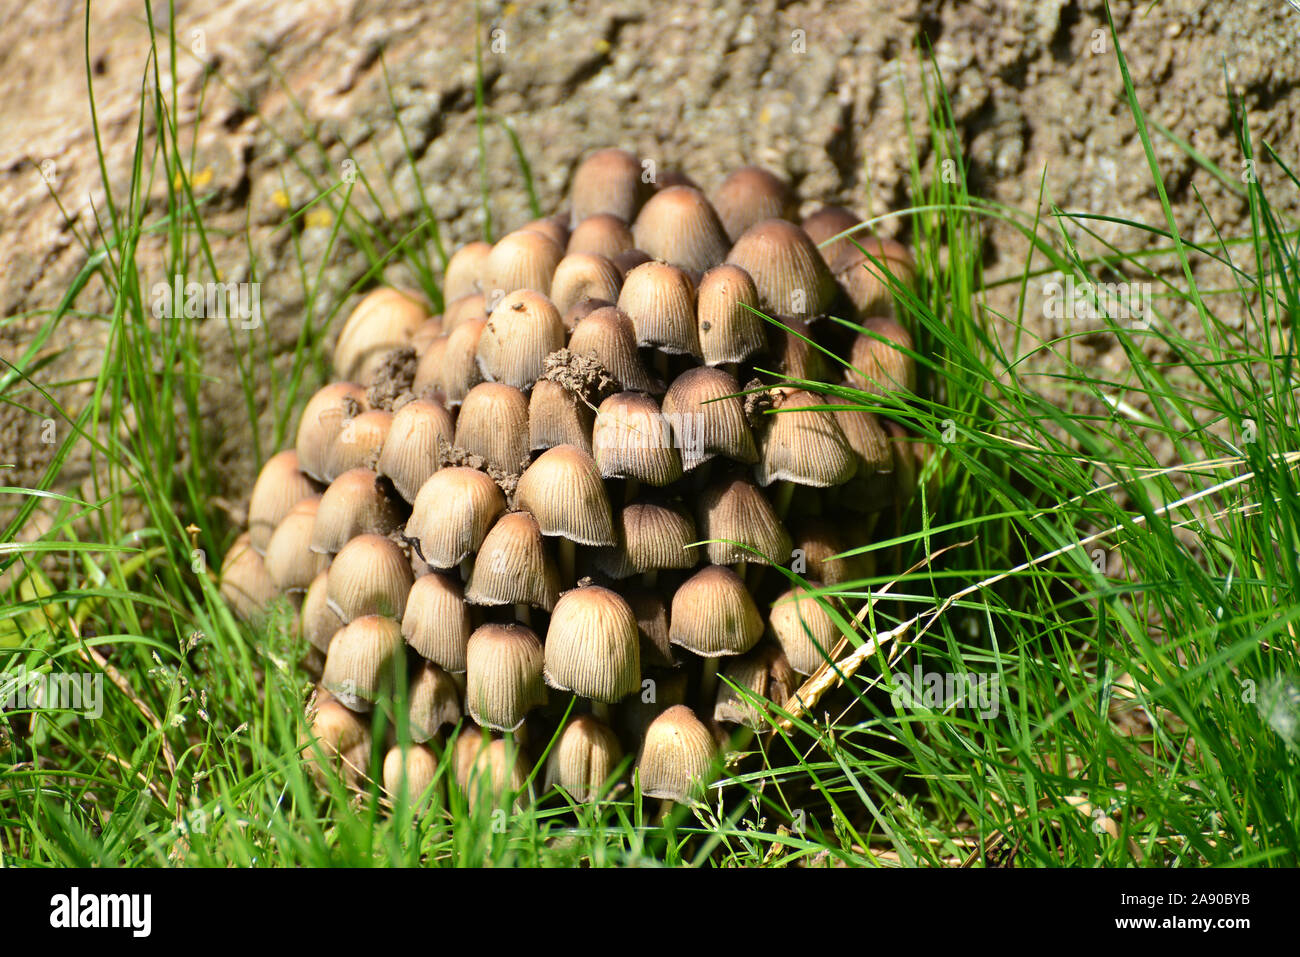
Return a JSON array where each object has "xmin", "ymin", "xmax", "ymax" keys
[
  {"xmin": 382, "ymin": 743, "xmax": 441, "ymax": 809},
  {"xmin": 465, "ymin": 622, "xmax": 547, "ymax": 733},
  {"xmin": 455, "ymin": 382, "xmax": 531, "ymax": 475},
  {"xmin": 801, "ymin": 205, "xmax": 866, "ymax": 275},
  {"xmin": 476, "ymin": 289, "xmax": 565, "ymax": 392},
  {"xmin": 334, "ymin": 288, "xmax": 428, "ymax": 383},
  {"xmin": 324, "ymin": 408, "xmax": 392, "ymax": 480},
  {"xmin": 248, "ymin": 450, "xmax": 321, "ymax": 553},
  {"xmin": 441, "ymin": 292, "xmax": 490, "ymax": 334},
  {"xmin": 617, "ymin": 261, "xmax": 702, "ymax": 358},
  {"xmin": 305, "ymin": 697, "xmax": 371, "ymax": 787},
  {"xmin": 326, "ymin": 533, "xmax": 414, "ymax": 623},
  {"xmin": 220, "ymin": 531, "xmax": 280, "ymax": 621},
  {"xmin": 838, "ymin": 237, "xmax": 917, "ymax": 318},
  {"xmin": 668, "ymin": 565, "xmax": 763, "ymax": 657},
  {"xmin": 726, "ymin": 218, "xmax": 836, "ymax": 318},
  {"xmin": 515, "ymin": 444, "xmax": 615, "ymax": 546},
  {"xmin": 637, "ymin": 704, "xmax": 717, "ymax": 802},
  {"xmin": 632, "ymin": 185, "xmax": 731, "ymax": 274},
  {"xmin": 377, "ymin": 398, "xmax": 455, "ymax": 503},
  {"xmin": 295, "ymin": 382, "xmax": 368, "ymax": 483},
  {"xmin": 790, "ymin": 517, "xmax": 876, "ymax": 585},
  {"xmin": 301, "ymin": 569, "xmax": 344, "ymax": 654},
  {"xmin": 482, "ymin": 229, "xmax": 563, "ymax": 299},
  {"xmin": 543, "ymin": 585, "xmax": 641, "ymax": 703},
  {"xmin": 660, "ymin": 366, "xmax": 757, "ymax": 471},
  {"xmin": 549, "ymin": 252, "xmax": 623, "ymax": 318},
  {"xmin": 569, "ymin": 147, "xmax": 648, "ymax": 224},
  {"xmin": 711, "ymin": 166, "xmax": 798, "ymax": 243},
  {"xmin": 544, "ymin": 714, "xmax": 624, "ymax": 802},
  {"xmin": 402, "ymin": 571, "xmax": 472, "ymax": 673},
  {"xmin": 696, "ymin": 264, "xmax": 767, "ymax": 366},
  {"xmin": 465, "ymin": 511, "xmax": 561, "ymax": 611},
  {"xmin": 437, "ymin": 316, "xmax": 489, "ymax": 407},
  {"xmin": 406, "ymin": 467, "xmax": 506, "ymax": 569},
  {"xmin": 264, "ymin": 496, "xmax": 328, "ymax": 593},
  {"xmin": 592, "ymin": 391, "xmax": 683, "ymax": 487},
  {"xmin": 454, "ymin": 729, "xmax": 531, "ymax": 810},
  {"xmin": 443, "ymin": 241, "xmax": 492, "ymax": 302},
  {"xmin": 568, "ymin": 306, "xmax": 662, "ymax": 394},
  {"xmin": 845, "ymin": 318, "xmax": 916, "ymax": 394},
  {"xmin": 567, "ymin": 213, "xmax": 635, "ymax": 260},
  {"xmin": 528, "ymin": 378, "xmax": 595, "ymax": 454},
  {"xmin": 696, "ymin": 473, "xmax": 792, "ymax": 566},
  {"xmin": 595, "ymin": 500, "xmax": 700, "ymax": 579},
  {"xmin": 713, "ymin": 643, "xmax": 798, "ymax": 728},
  {"xmin": 321, "ymin": 614, "xmax": 404, "ymax": 712},
  {"xmin": 408, "ymin": 659, "xmax": 462, "ymax": 742},
  {"xmin": 768, "ymin": 584, "xmax": 841, "ymax": 675},
  {"xmin": 311, "ymin": 467, "xmax": 405, "ymax": 555},
  {"xmin": 755, "ymin": 388, "xmax": 857, "ymax": 488}
]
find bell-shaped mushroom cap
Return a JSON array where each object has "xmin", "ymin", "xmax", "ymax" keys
[
  {"xmin": 696, "ymin": 474, "xmax": 791, "ymax": 566},
  {"xmin": 637, "ymin": 704, "xmax": 717, "ymax": 802},
  {"xmin": 454, "ymin": 729, "xmax": 531, "ymax": 809},
  {"xmin": 825, "ymin": 395, "xmax": 892, "ymax": 477},
  {"xmin": 661, "ymin": 366, "xmax": 757, "ymax": 471},
  {"xmin": 515, "ymin": 445, "xmax": 615, "ymax": 546},
  {"xmin": 296, "ymin": 382, "xmax": 369, "ymax": 483},
  {"xmin": 301, "ymin": 569, "xmax": 344, "ymax": 654},
  {"xmin": 569, "ymin": 306, "xmax": 661, "ymax": 394},
  {"xmin": 444, "ymin": 240, "xmax": 492, "ymax": 301},
  {"xmin": 408, "ymin": 659, "xmax": 462, "ymax": 743},
  {"xmin": 406, "ymin": 467, "xmax": 506, "ymax": 569},
  {"xmin": 801, "ymin": 205, "xmax": 866, "ymax": 275},
  {"xmin": 569, "ymin": 147, "xmax": 648, "ymax": 224},
  {"xmin": 727, "ymin": 219, "xmax": 836, "ymax": 318},
  {"xmin": 248, "ymin": 450, "xmax": 321, "ymax": 553},
  {"xmin": 305, "ymin": 696, "xmax": 371, "ymax": 786},
  {"xmin": 611, "ymin": 247, "xmax": 653, "ymax": 277},
  {"xmin": 311, "ymin": 468, "xmax": 405, "ymax": 555},
  {"xmin": 442, "ymin": 292, "xmax": 490, "ymax": 334},
  {"xmin": 412, "ymin": 336, "xmax": 449, "ymax": 396},
  {"xmin": 545, "ymin": 714, "xmax": 624, "ymax": 802},
  {"xmin": 617, "ymin": 261, "xmax": 702, "ymax": 358},
  {"xmin": 882, "ymin": 418, "xmax": 919, "ymax": 508},
  {"xmin": 838, "ymin": 236, "xmax": 917, "ymax": 317},
  {"xmin": 596, "ymin": 501, "xmax": 699, "ymax": 580},
  {"xmin": 382, "ymin": 743, "xmax": 441, "ymax": 808},
  {"xmin": 549, "ymin": 252, "xmax": 623, "ymax": 318},
  {"xmin": 476, "ymin": 289, "xmax": 565, "ymax": 392},
  {"xmin": 334, "ymin": 288, "xmax": 428, "ymax": 383},
  {"xmin": 220, "ymin": 532, "xmax": 280, "ymax": 621},
  {"xmin": 543, "ymin": 585, "xmax": 641, "ymax": 703},
  {"xmin": 437, "ymin": 316, "xmax": 489, "ymax": 407},
  {"xmin": 592, "ymin": 391, "xmax": 683, "ymax": 487},
  {"xmin": 768, "ymin": 317, "xmax": 831, "ymax": 381},
  {"xmin": 482, "ymin": 228, "xmax": 563, "ymax": 298},
  {"xmin": 465, "ymin": 622, "xmax": 547, "ymax": 733},
  {"xmin": 265, "ymin": 496, "xmax": 328, "ymax": 593},
  {"xmin": 567, "ymin": 212, "xmax": 635, "ymax": 259},
  {"xmin": 845, "ymin": 317, "xmax": 916, "ymax": 394},
  {"xmin": 455, "ymin": 382, "xmax": 531, "ymax": 475},
  {"xmin": 768, "ymin": 584, "xmax": 841, "ymax": 676},
  {"xmin": 631, "ymin": 185, "xmax": 731, "ymax": 274},
  {"xmin": 523, "ymin": 213, "xmax": 570, "ymax": 249},
  {"xmin": 755, "ymin": 388, "xmax": 857, "ymax": 488},
  {"xmin": 528, "ymin": 379, "xmax": 595, "ymax": 454},
  {"xmin": 321, "ymin": 614, "xmax": 404, "ymax": 712},
  {"xmin": 324, "ymin": 408, "xmax": 393, "ymax": 481},
  {"xmin": 326, "ymin": 533, "xmax": 414, "ymax": 623},
  {"xmin": 714, "ymin": 643, "xmax": 798, "ymax": 728},
  {"xmin": 465, "ymin": 511, "xmax": 561, "ymax": 611},
  {"xmin": 696, "ymin": 264, "xmax": 766, "ymax": 366},
  {"xmin": 791, "ymin": 517, "xmax": 876, "ymax": 585},
  {"xmin": 402, "ymin": 572, "xmax": 472, "ymax": 672},
  {"xmin": 712, "ymin": 166, "xmax": 798, "ymax": 243},
  {"xmin": 668, "ymin": 565, "xmax": 763, "ymax": 657},
  {"xmin": 377, "ymin": 398, "xmax": 455, "ymax": 504}
]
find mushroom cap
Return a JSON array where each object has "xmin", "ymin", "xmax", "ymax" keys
[
  {"xmin": 755, "ymin": 388, "xmax": 857, "ymax": 488},
  {"xmin": 791, "ymin": 516, "xmax": 876, "ymax": 585},
  {"xmin": 377, "ymin": 398, "xmax": 455, "ymax": 504},
  {"xmin": 528, "ymin": 378, "xmax": 595, "ymax": 454},
  {"xmin": 443, "ymin": 241, "xmax": 492, "ymax": 301},
  {"xmin": 522, "ymin": 213, "xmax": 570, "ymax": 250},
  {"xmin": 321, "ymin": 614, "xmax": 404, "ymax": 712},
  {"xmin": 713, "ymin": 643, "xmax": 798, "ymax": 728},
  {"xmin": 668, "ymin": 565, "xmax": 763, "ymax": 657},
  {"xmin": 402, "ymin": 571, "xmax": 472, "ymax": 673},
  {"xmin": 482, "ymin": 228, "xmax": 563, "ymax": 298},
  {"xmin": 801, "ymin": 205, "xmax": 865, "ymax": 274},
  {"xmin": 567, "ymin": 213, "xmax": 635, "ymax": 260},
  {"xmin": 592, "ymin": 391, "xmax": 683, "ymax": 486},
  {"xmin": 323, "ymin": 408, "xmax": 392, "ymax": 481},
  {"xmin": 305, "ymin": 697, "xmax": 371, "ymax": 786},
  {"xmin": 549, "ymin": 252, "xmax": 623, "ymax": 318},
  {"xmin": 696, "ymin": 264, "xmax": 767, "ymax": 366},
  {"xmin": 768, "ymin": 316, "xmax": 831, "ymax": 382},
  {"xmin": 569, "ymin": 147, "xmax": 648, "ymax": 224},
  {"xmin": 437, "ymin": 316, "xmax": 488, "ymax": 407},
  {"xmin": 248, "ymin": 450, "xmax": 321, "ymax": 553},
  {"xmin": 837, "ymin": 237, "xmax": 917, "ymax": 317},
  {"xmin": 465, "ymin": 622, "xmax": 547, "ymax": 733},
  {"xmin": 325, "ymin": 533, "xmax": 414, "ymax": 623},
  {"xmin": 726, "ymin": 218, "xmax": 836, "ymax": 318},
  {"xmin": 334, "ymin": 288, "xmax": 428, "ymax": 383},
  {"xmin": 515, "ymin": 445, "xmax": 615, "ymax": 546},
  {"xmin": 311, "ymin": 467, "xmax": 405, "ymax": 555},
  {"xmin": 637, "ymin": 705, "xmax": 717, "ymax": 802},
  {"xmin": 441, "ymin": 292, "xmax": 490, "ymax": 334},
  {"xmin": 544, "ymin": 585, "xmax": 642, "ymax": 703},
  {"xmin": 220, "ymin": 532, "xmax": 280, "ymax": 621},
  {"xmin": 595, "ymin": 500, "xmax": 699, "ymax": 579},
  {"xmin": 617, "ymin": 261, "xmax": 702, "ymax": 358},
  {"xmin": 621, "ymin": 585, "xmax": 677, "ymax": 670},
  {"xmin": 569, "ymin": 306, "xmax": 662, "ymax": 394},
  {"xmin": 696, "ymin": 473, "xmax": 791, "ymax": 566},
  {"xmin": 408, "ymin": 660, "xmax": 462, "ymax": 743},
  {"xmin": 411, "ymin": 316, "xmax": 444, "ymax": 355},
  {"xmin": 544, "ymin": 714, "xmax": 624, "ymax": 802},
  {"xmin": 465, "ymin": 511, "xmax": 561, "ymax": 611},
  {"xmin": 301, "ymin": 569, "xmax": 344, "ymax": 654},
  {"xmin": 295, "ymin": 382, "xmax": 368, "ymax": 483},
  {"xmin": 768, "ymin": 584, "xmax": 841, "ymax": 675},
  {"xmin": 406, "ymin": 467, "xmax": 506, "ymax": 569},
  {"xmin": 455, "ymin": 382, "xmax": 531, "ymax": 475},
  {"xmin": 264, "ymin": 496, "xmax": 328, "ymax": 592},
  {"xmin": 632, "ymin": 185, "xmax": 731, "ymax": 274},
  {"xmin": 477, "ymin": 289, "xmax": 565, "ymax": 392},
  {"xmin": 711, "ymin": 166, "xmax": 798, "ymax": 243},
  {"xmin": 660, "ymin": 366, "xmax": 757, "ymax": 471},
  {"xmin": 455, "ymin": 730, "xmax": 531, "ymax": 810},
  {"xmin": 382, "ymin": 743, "xmax": 441, "ymax": 808},
  {"xmin": 845, "ymin": 318, "xmax": 916, "ymax": 394}
]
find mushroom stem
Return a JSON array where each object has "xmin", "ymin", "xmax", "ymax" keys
[
  {"xmin": 624, "ymin": 477, "xmax": 641, "ymax": 504},
  {"xmin": 591, "ymin": 700, "xmax": 612, "ymax": 723},
  {"xmin": 642, "ymin": 569, "xmax": 659, "ymax": 588},
  {"xmin": 656, "ymin": 798, "xmax": 676, "ymax": 824},
  {"xmin": 515, "ymin": 603, "xmax": 531, "ymax": 626},
  {"xmin": 772, "ymin": 480, "xmax": 796, "ymax": 520},
  {"xmin": 732, "ymin": 561, "xmax": 746, "ymax": 587},
  {"xmin": 654, "ymin": 351, "xmax": 670, "ymax": 381},
  {"xmin": 558, "ymin": 538, "xmax": 576, "ymax": 586},
  {"xmin": 699, "ymin": 656, "xmax": 721, "ymax": 711}
]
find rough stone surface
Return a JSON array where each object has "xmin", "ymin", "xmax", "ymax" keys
[{"xmin": 1, "ymin": 0, "xmax": 1296, "ymax": 519}]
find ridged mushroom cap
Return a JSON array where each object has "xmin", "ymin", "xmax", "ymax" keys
[
  {"xmin": 321, "ymin": 614, "xmax": 404, "ymax": 712},
  {"xmin": 845, "ymin": 318, "xmax": 916, "ymax": 394},
  {"xmin": 528, "ymin": 379, "xmax": 595, "ymax": 454},
  {"xmin": 455, "ymin": 382, "xmax": 531, "ymax": 475},
  {"xmin": 295, "ymin": 382, "xmax": 368, "ymax": 483},
  {"xmin": 837, "ymin": 237, "xmax": 917, "ymax": 317},
  {"xmin": 515, "ymin": 445, "xmax": 615, "ymax": 546},
  {"xmin": 726, "ymin": 218, "xmax": 836, "ymax": 318},
  {"xmin": 592, "ymin": 391, "xmax": 683, "ymax": 486},
  {"xmin": 325, "ymin": 533, "xmax": 414, "ymax": 623},
  {"xmin": 443, "ymin": 241, "xmax": 492, "ymax": 302},
  {"xmin": 791, "ymin": 516, "xmax": 876, "ymax": 586},
  {"xmin": 465, "ymin": 511, "xmax": 561, "ymax": 611},
  {"xmin": 376, "ymin": 398, "xmax": 455, "ymax": 504},
  {"xmin": 595, "ymin": 500, "xmax": 699, "ymax": 579},
  {"xmin": 248, "ymin": 450, "xmax": 321, "ymax": 553},
  {"xmin": 637, "ymin": 705, "xmax": 716, "ymax": 802},
  {"xmin": 482, "ymin": 228, "xmax": 563, "ymax": 299},
  {"xmin": 632, "ymin": 185, "xmax": 731, "ymax": 274},
  {"xmin": 382, "ymin": 743, "xmax": 441, "ymax": 808},
  {"xmin": 311, "ymin": 467, "xmax": 405, "ymax": 555},
  {"xmin": 567, "ymin": 213, "xmax": 635, "ymax": 259},
  {"xmin": 408, "ymin": 660, "xmax": 462, "ymax": 742},
  {"xmin": 264, "ymin": 496, "xmax": 328, "ymax": 593},
  {"xmin": 437, "ymin": 316, "xmax": 489, "ymax": 407},
  {"xmin": 711, "ymin": 166, "xmax": 798, "ymax": 242},
  {"xmin": 569, "ymin": 147, "xmax": 648, "ymax": 224},
  {"xmin": 402, "ymin": 571, "xmax": 473, "ymax": 673},
  {"xmin": 455, "ymin": 730, "xmax": 530, "ymax": 809},
  {"xmin": 569, "ymin": 306, "xmax": 662, "ymax": 394},
  {"xmin": 660, "ymin": 366, "xmax": 757, "ymax": 471},
  {"xmin": 801, "ymin": 205, "xmax": 865, "ymax": 274},
  {"xmin": 617, "ymin": 261, "xmax": 701, "ymax": 358},
  {"xmin": 406, "ymin": 467, "xmax": 506, "ymax": 569},
  {"xmin": 755, "ymin": 388, "xmax": 857, "ymax": 488},
  {"xmin": 220, "ymin": 532, "xmax": 280, "ymax": 621},
  {"xmin": 696, "ymin": 264, "xmax": 766, "ymax": 366},
  {"xmin": 768, "ymin": 584, "xmax": 841, "ymax": 675},
  {"xmin": 477, "ymin": 289, "xmax": 565, "ymax": 392},
  {"xmin": 545, "ymin": 714, "xmax": 624, "ymax": 802},
  {"xmin": 668, "ymin": 565, "xmax": 763, "ymax": 657},
  {"xmin": 549, "ymin": 252, "xmax": 623, "ymax": 318},
  {"xmin": 301, "ymin": 569, "xmax": 344, "ymax": 654},
  {"xmin": 441, "ymin": 292, "xmax": 490, "ymax": 334},
  {"xmin": 713, "ymin": 643, "xmax": 798, "ymax": 728},
  {"xmin": 696, "ymin": 473, "xmax": 791, "ymax": 566},
  {"xmin": 323, "ymin": 408, "xmax": 393, "ymax": 481},
  {"xmin": 334, "ymin": 288, "xmax": 428, "ymax": 383},
  {"xmin": 465, "ymin": 622, "xmax": 547, "ymax": 733},
  {"xmin": 543, "ymin": 585, "xmax": 641, "ymax": 703}
]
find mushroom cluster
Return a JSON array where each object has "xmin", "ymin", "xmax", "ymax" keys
[{"xmin": 220, "ymin": 148, "xmax": 921, "ymax": 810}]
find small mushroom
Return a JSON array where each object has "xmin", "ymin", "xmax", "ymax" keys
[
  {"xmin": 465, "ymin": 511, "xmax": 561, "ymax": 612},
  {"xmin": 661, "ymin": 366, "xmax": 757, "ymax": 471},
  {"xmin": 376, "ymin": 398, "xmax": 455, "ymax": 503},
  {"xmin": 712, "ymin": 166, "xmax": 798, "ymax": 243},
  {"xmin": 566, "ymin": 212, "xmax": 635, "ymax": 259},
  {"xmin": 568, "ymin": 306, "xmax": 662, "ymax": 394},
  {"xmin": 668, "ymin": 565, "xmax": 763, "ymax": 660},
  {"xmin": 310, "ymin": 467, "xmax": 405, "ymax": 555},
  {"xmin": 264, "ymin": 496, "xmax": 328, "ymax": 593},
  {"xmin": 443, "ymin": 241, "xmax": 492, "ymax": 302},
  {"xmin": 437, "ymin": 316, "xmax": 489, "ymax": 407},
  {"xmin": 326, "ymin": 533, "xmax": 414, "ymax": 623},
  {"xmin": 696, "ymin": 264, "xmax": 767, "ymax": 367},
  {"xmin": 220, "ymin": 532, "xmax": 280, "ymax": 621},
  {"xmin": 528, "ymin": 379, "xmax": 595, "ymax": 454},
  {"xmin": 476, "ymin": 289, "xmax": 565, "ymax": 392},
  {"xmin": 482, "ymin": 228, "xmax": 563, "ymax": 298},
  {"xmin": 636, "ymin": 704, "xmax": 717, "ymax": 804},
  {"xmin": 548, "ymin": 252, "xmax": 623, "ymax": 317},
  {"xmin": 617, "ymin": 261, "xmax": 702, "ymax": 359},
  {"xmin": 515, "ymin": 445, "xmax": 616, "ymax": 547},
  {"xmin": 846, "ymin": 318, "xmax": 916, "ymax": 394},
  {"xmin": 569, "ymin": 147, "xmax": 648, "ymax": 224},
  {"xmin": 301, "ymin": 569, "xmax": 344, "ymax": 654},
  {"xmin": 543, "ymin": 585, "xmax": 642, "ymax": 711},
  {"xmin": 632, "ymin": 185, "xmax": 731, "ymax": 274},
  {"xmin": 592, "ymin": 391, "xmax": 683, "ymax": 487},
  {"xmin": 465, "ymin": 622, "xmax": 547, "ymax": 733},
  {"xmin": 321, "ymin": 614, "xmax": 404, "ymax": 712},
  {"xmin": 402, "ymin": 572, "xmax": 472, "ymax": 673},
  {"xmin": 406, "ymin": 467, "xmax": 506, "ymax": 570},
  {"xmin": 726, "ymin": 218, "xmax": 836, "ymax": 319},
  {"xmin": 247, "ymin": 450, "xmax": 321, "ymax": 553},
  {"xmin": 455, "ymin": 382, "xmax": 531, "ymax": 475},
  {"xmin": 382, "ymin": 743, "xmax": 441, "ymax": 810},
  {"xmin": 295, "ymin": 382, "xmax": 368, "ymax": 483},
  {"xmin": 333, "ymin": 288, "xmax": 428, "ymax": 383},
  {"xmin": 713, "ymin": 643, "xmax": 798, "ymax": 728},
  {"xmin": 696, "ymin": 473, "xmax": 791, "ymax": 566},
  {"xmin": 408, "ymin": 659, "xmax": 461, "ymax": 742},
  {"xmin": 768, "ymin": 584, "xmax": 840, "ymax": 676},
  {"xmin": 545, "ymin": 714, "xmax": 624, "ymax": 802}
]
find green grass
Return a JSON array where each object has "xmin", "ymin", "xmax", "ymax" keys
[{"xmin": 2, "ymin": 1, "xmax": 1298, "ymax": 866}]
